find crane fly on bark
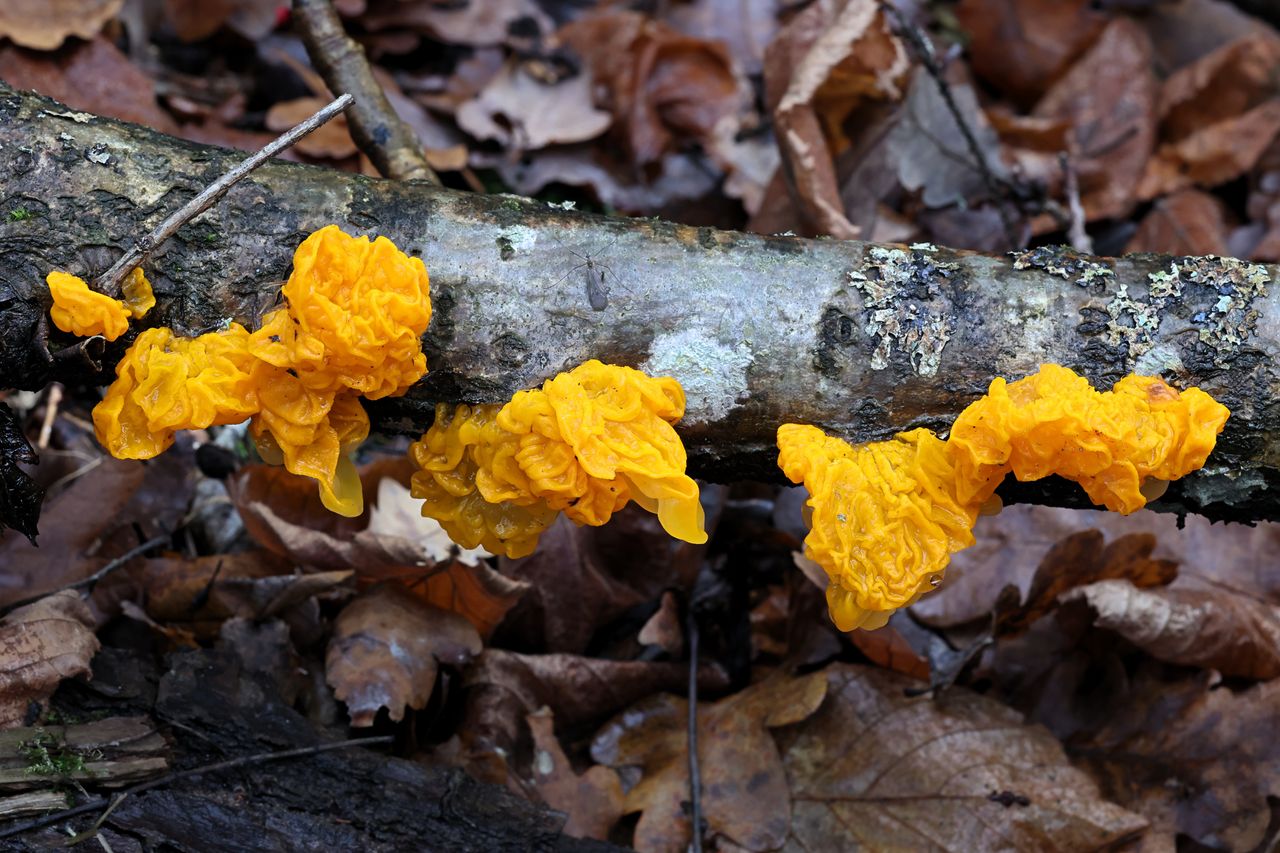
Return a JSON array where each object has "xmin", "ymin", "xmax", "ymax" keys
[{"xmin": 552, "ymin": 234, "xmax": 626, "ymax": 311}]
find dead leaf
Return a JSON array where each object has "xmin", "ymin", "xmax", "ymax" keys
[
  {"xmin": 496, "ymin": 509, "xmax": 701, "ymax": 654},
  {"xmin": 913, "ymin": 505, "xmax": 1280, "ymax": 628},
  {"xmin": 559, "ymin": 10, "xmax": 746, "ymax": 169},
  {"xmin": 1077, "ymin": 670, "xmax": 1280, "ymax": 849},
  {"xmin": 591, "ymin": 672, "xmax": 828, "ymax": 853},
  {"xmin": 958, "ymin": 0, "xmax": 1108, "ymax": 107},
  {"xmin": 265, "ymin": 97, "xmax": 357, "ymax": 159},
  {"xmin": 847, "ymin": 623, "xmax": 930, "ymax": 681},
  {"xmin": 662, "ymin": 0, "xmax": 780, "ymax": 77},
  {"xmin": 889, "ymin": 66, "xmax": 1009, "ymax": 209},
  {"xmin": 762, "ymin": 0, "xmax": 909, "ymax": 238},
  {"xmin": 1063, "ymin": 579, "xmax": 1280, "ymax": 679},
  {"xmin": 461, "ymin": 649, "xmax": 728, "ymax": 783},
  {"xmin": 0, "ymin": 37, "xmax": 178, "ymax": 133},
  {"xmin": 361, "ymin": 0, "xmax": 551, "ymax": 48},
  {"xmin": 0, "ymin": 449, "xmax": 193, "ymax": 608},
  {"xmin": 1138, "ymin": 100, "xmax": 1280, "ymax": 199},
  {"xmin": 1033, "ymin": 18, "xmax": 1157, "ymax": 222},
  {"xmin": 526, "ymin": 707, "xmax": 624, "ymax": 840},
  {"xmin": 776, "ymin": 664, "xmax": 1148, "ymax": 850},
  {"xmin": 638, "ymin": 591, "xmax": 683, "ymax": 655},
  {"xmin": 163, "ymin": 0, "xmax": 276, "ymax": 42},
  {"xmin": 456, "ymin": 62, "xmax": 611, "ymax": 149},
  {"xmin": 0, "ymin": 0, "xmax": 123, "ymax": 51},
  {"xmin": 1000, "ymin": 530, "xmax": 1178, "ymax": 637},
  {"xmin": 1125, "ymin": 188, "xmax": 1231, "ymax": 254},
  {"xmin": 366, "ymin": 477, "xmax": 489, "ymax": 567},
  {"xmin": 326, "ymin": 583, "xmax": 481, "ymax": 726},
  {"xmin": 0, "ymin": 592, "xmax": 99, "ymax": 729}
]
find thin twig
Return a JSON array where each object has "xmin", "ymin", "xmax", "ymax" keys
[
  {"xmin": 1059, "ymin": 152, "xmax": 1093, "ymax": 255},
  {"xmin": 37, "ymin": 383, "xmax": 62, "ymax": 450},
  {"xmin": 0, "ymin": 736, "xmax": 393, "ymax": 840},
  {"xmin": 93, "ymin": 93, "xmax": 354, "ymax": 296},
  {"xmin": 0, "ymin": 535, "xmax": 167, "ymax": 618},
  {"xmin": 293, "ymin": 0, "xmax": 441, "ymax": 184},
  {"xmin": 881, "ymin": 4, "xmax": 1020, "ymax": 248},
  {"xmin": 686, "ymin": 603, "xmax": 703, "ymax": 853}
]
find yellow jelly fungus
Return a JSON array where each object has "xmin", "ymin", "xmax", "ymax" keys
[
  {"xmin": 409, "ymin": 361, "xmax": 707, "ymax": 558},
  {"xmin": 121, "ymin": 268, "xmax": 156, "ymax": 319},
  {"xmin": 247, "ymin": 224, "xmax": 432, "ymax": 398},
  {"xmin": 780, "ymin": 364, "xmax": 1229, "ymax": 631},
  {"xmin": 47, "ymin": 271, "xmax": 132, "ymax": 341},
  {"xmin": 777, "ymin": 424, "xmax": 978, "ymax": 632},
  {"xmin": 948, "ymin": 364, "xmax": 1231, "ymax": 514},
  {"xmin": 91, "ymin": 225, "xmax": 431, "ymax": 517}
]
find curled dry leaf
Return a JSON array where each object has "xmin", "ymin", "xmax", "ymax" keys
[
  {"xmin": 762, "ymin": 0, "xmax": 909, "ymax": 238},
  {"xmin": 591, "ymin": 671, "xmax": 828, "ymax": 853},
  {"xmin": 776, "ymin": 664, "xmax": 1148, "ymax": 850},
  {"xmin": 163, "ymin": 0, "xmax": 277, "ymax": 42},
  {"xmin": 637, "ymin": 591, "xmax": 683, "ymax": 655},
  {"xmin": 958, "ymin": 0, "xmax": 1108, "ymax": 107},
  {"xmin": 1125, "ymin": 188, "xmax": 1231, "ymax": 255},
  {"xmin": 1033, "ymin": 18, "xmax": 1157, "ymax": 223},
  {"xmin": 0, "ymin": 591, "xmax": 99, "ymax": 729},
  {"xmin": 461, "ymin": 649, "xmax": 728, "ymax": 782},
  {"xmin": 1138, "ymin": 101, "xmax": 1280, "ymax": 199},
  {"xmin": 265, "ymin": 98, "xmax": 357, "ymax": 160},
  {"xmin": 0, "ymin": 0, "xmax": 123, "ymax": 51},
  {"xmin": 662, "ymin": 0, "xmax": 780, "ymax": 76},
  {"xmin": 559, "ymin": 10, "xmax": 746, "ymax": 169},
  {"xmin": 1078, "ymin": 671, "xmax": 1280, "ymax": 850},
  {"xmin": 457, "ymin": 63, "xmax": 611, "ymax": 150},
  {"xmin": 526, "ymin": 707, "xmax": 624, "ymax": 841},
  {"xmin": 1063, "ymin": 579, "xmax": 1280, "ymax": 679},
  {"xmin": 326, "ymin": 583, "xmax": 481, "ymax": 726}
]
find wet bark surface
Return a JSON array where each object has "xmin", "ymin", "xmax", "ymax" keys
[{"xmin": 1, "ymin": 84, "xmax": 1277, "ymax": 521}]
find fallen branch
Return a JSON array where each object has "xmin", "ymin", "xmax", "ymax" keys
[{"xmin": 0, "ymin": 84, "xmax": 1277, "ymax": 521}]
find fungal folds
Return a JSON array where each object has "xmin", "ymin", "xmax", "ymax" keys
[
  {"xmin": 90, "ymin": 225, "xmax": 431, "ymax": 516},
  {"xmin": 779, "ymin": 365, "xmax": 1229, "ymax": 631},
  {"xmin": 410, "ymin": 360, "xmax": 707, "ymax": 558}
]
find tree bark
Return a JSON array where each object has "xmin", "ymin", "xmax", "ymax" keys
[{"xmin": 1, "ymin": 84, "xmax": 1276, "ymax": 521}]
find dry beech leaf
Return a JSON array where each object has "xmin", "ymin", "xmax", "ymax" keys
[
  {"xmin": 776, "ymin": 664, "xmax": 1148, "ymax": 850},
  {"xmin": 662, "ymin": 0, "xmax": 780, "ymax": 76},
  {"xmin": 1138, "ymin": 100, "xmax": 1280, "ymax": 199},
  {"xmin": 326, "ymin": 583, "xmax": 481, "ymax": 726},
  {"xmin": 526, "ymin": 706, "xmax": 624, "ymax": 841},
  {"xmin": 1033, "ymin": 18, "xmax": 1157, "ymax": 223},
  {"xmin": 1076, "ymin": 671, "xmax": 1280, "ymax": 850},
  {"xmin": 1125, "ymin": 188, "xmax": 1231, "ymax": 255},
  {"xmin": 0, "ymin": 36, "xmax": 178, "ymax": 137},
  {"xmin": 456, "ymin": 63, "xmax": 611, "ymax": 149},
  {"xmin": 762, "ymin": 0, "xmax": 909, "ymax": 239},
  {"xmin": 92, "ymin": 551, "xmax": 295, "ymax": 625},
  {"xmin": 559, "ymin": 10, "xmax": 746, "ymax": 169},
  {"xmin": 591, "ymin": 672, "xmax": 828, "ymax": 853},
  {"xmin": 163, "ymin": 0, "xmax": 276, "ymax": 42},
  {"xmin": 461, "ymin": 650, "xmax": 728, "ymax": 781},
  {"xmin": 637, "ymin": 591, "xmax": 683, "ymax": 655},
  {"xmin": 265, "ymin": 97, "xmax": 357, "ymax": 159},
  {"xmin": 999, "ymin": 530, "xmax": 1178, "ymax": 637},
  {"xmin": 914, "ymin": 505, "xmax": 1280, "ymax": 629},
  {"xmin": 847, "ymin": 623, "xmax": 930, "ymax": 681},
  {"xmin": 0, "ymin": 0, "xmax": 123, "ymax": 51},
  {"xmin": 361, "ymin": 0, "xmax": 551, "ymax": 48},
  {"xmin": 0, "ymin": 592, "xmax": 99, "ymax": 729},
  {"xmin": 958, "ymin": 0, "xmax": 1107, "ymax": 107},
  {"xmin": 496, "ymin": 510, "xmax": 702, "ymax": 654},
  {"xmin": 1062, "ymin": 579, "xmax": 1280, "ymax": 679}
]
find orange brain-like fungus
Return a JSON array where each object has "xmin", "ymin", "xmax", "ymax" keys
[
  {"xmin": 90, "ymin": 226, "xmax": 431, "ymax": 518},
  {"xmin": 410, "ymin": 361, "xmax": 707, "ymax": 558},
  {"xmin": 47, "ymin": 271, "xmax": 133, "ymax": 341},
  {"xmin": 779, "ymin": 364, "xmax": 1230, "ymax": 631}
]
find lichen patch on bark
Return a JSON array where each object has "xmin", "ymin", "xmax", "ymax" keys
[{"xmin": 848, "ymin": 244, "xmax": 956, "ymax": 376}]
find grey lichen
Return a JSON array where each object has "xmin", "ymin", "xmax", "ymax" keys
[
  {"xmin": 1101, "ymin": 256, "xmax": 1269, "ymax": 365},
  {"xmin": 1010, "ymin": 245, "xmax": 1114, "ymax": 288},
  {"xmin": 848, "ymin": 245, "xmax": 956, "ymax": 376}
]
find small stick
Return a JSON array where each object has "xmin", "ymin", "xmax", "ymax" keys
[
  {"xmin": 686, "ymin": 602, "xmax": 703, "ymax": 853},
  {"xmin": 0, "ymin": 535, "xmax": 166, "ymax": 617},
  {"xmin": 293, "ymin": 0, "xmax": 440, "ymax": 184},
  {"xmin": 0, "ymin": 735, "xmax": 393, "ymax": 840},
  {"xmin": 1060, "ymin": 152, "xmax": 1093, "ymax": 255},
  {"xmin": 93, "ymin": 93, "xmax": 354, "ymax": 296},
  {"xmin": 37, "ymin": 383, "xmax": 61, "ymax": 449}
]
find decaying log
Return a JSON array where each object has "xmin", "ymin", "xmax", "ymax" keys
[{"xmin": 0, "ymin": 84, "xmax": 1277, "ymax": 521}]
